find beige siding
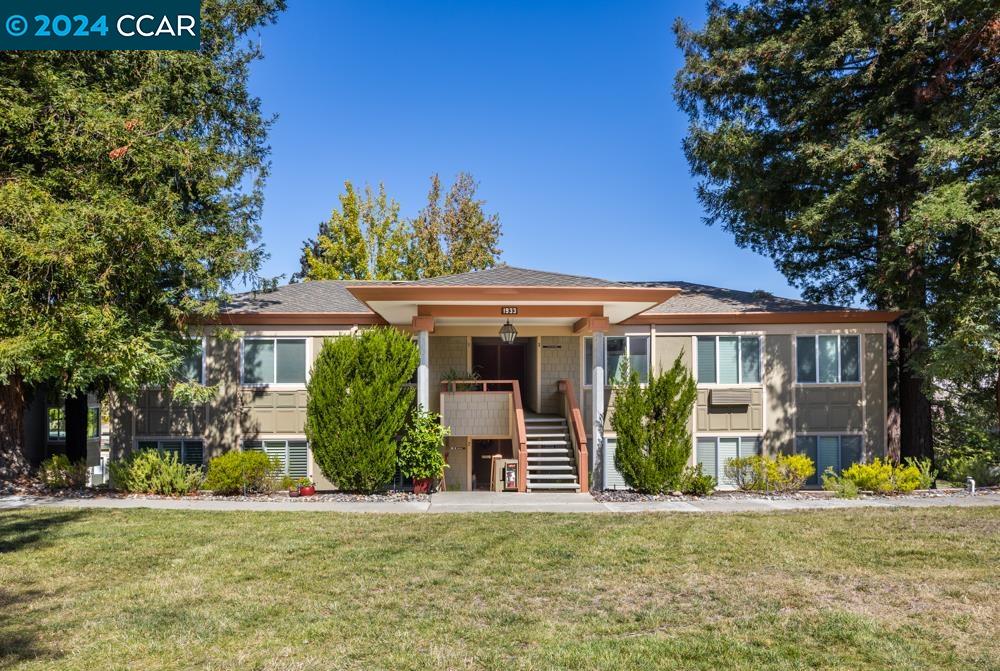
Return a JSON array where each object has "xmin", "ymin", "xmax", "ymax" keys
[
  {"xmin": 655, "ymin": 335, "xmax": 691, "ymax": 373},
  {"xmin": 864, "ymin": 333, "xmax": 886, "ymax": 458},
  {"xmin": 695, "ymin": 388, "xmax": 763, "ymax": 432},
  {"xmin": 796, "ymin": 386, "xmax": 864, "ymax": 433},
  {"xmin": 239, "ymin": 390, "xmax": 308, "ymax": 436},
  {"xmin": 764, "ymin": 335, "xmax": 794, "ymax": 454},
  {"xmin": 429, "ymin": 336, "xmax": 468, "ymax": 414},
  {"xmin": 538, "ymin": 336, "xmax": 580, "ymax": 415},
  {"xmin": 133, "ymin": 390, "xmax": 207, "ymax": 436}
]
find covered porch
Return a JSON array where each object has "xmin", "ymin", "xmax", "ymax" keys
[{"xmin": 345, "ymin": 281, "xmax": 677, "ymax": 492}]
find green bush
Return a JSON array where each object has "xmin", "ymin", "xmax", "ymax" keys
[
  {"xmin": 677, "ymin": 464, "xmax": 715, "ymax": 496},
  {"xmin": 38, "ymin": 454, "xmax": 88, "ymax": 489},
  {"xmin": 203, "ymin": 450, "xmax": 279, "ymax": 495},
  {"xmin": 837, "ymin": 457, "xmax": 934, "ymax": 494},
  {"xmin": 822, "ymin": 468, "xmax": 859, "ymax": 499},
  {"xmin": 724, "ymin": 454, "xmax": 815, "ymax": 493},
  {"xmin": 398, "ymin": 411, "xmax": 450, "ymax": 481},
  {"xmin": 611, "ymin": 354, "xmax": 697, "ymax": 494},
  {"xmin": 109, "ymin": 450, "xmax": 203, "ymax": 495},
  {"xmin": 306, "ymin": 327, "xmax": 419, "ymax": 493}
]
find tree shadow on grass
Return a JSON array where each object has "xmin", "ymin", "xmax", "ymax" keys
[
  {"xmin": 0, "ymin": 586, "xmax": 62, "ymax": 669},
  {"xmin": 0, "ymin": 509, "xmax": 87, "ymax": 554}
]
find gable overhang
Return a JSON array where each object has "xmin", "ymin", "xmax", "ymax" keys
[
  {"xmin": 346, "ymin": 285, "xmax": 680, "ymax": 325},
  {"xmin": 621, "ymin": 310, "xmax": 904, "ymax": 325},
  {"xmin": 203, "ymin": 312, "xmax": 387, "ymax": 326}
]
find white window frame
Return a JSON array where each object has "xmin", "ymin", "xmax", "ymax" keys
[
  {"xmin": 240, "ymin": 337, "xmax": 311, "ymax": 389},
  {"xmin": 794, "ymin": 334, "xmax": 862, "ymax": 386},
  {"xmin": 695, "ymin": 335, "xmax": 762, "ymax": 386},
  {"xmin": 583, "ymin": 335, "xmax": 651, "ymax": 387},
  {"xmin": 135, "ymin": 437, "xmax": 205, "ymax": 466}
]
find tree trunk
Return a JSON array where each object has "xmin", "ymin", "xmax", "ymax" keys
[
  {"xmin": 885, "ymin": 323, "xmax": 902, "ymax": 462},
  {"xmin": 0, "ymin": 375, "xmax": 31, "ymax": 483},
  {"xmin": 64, "ymin": 390, "xmax": 89, "ymax": 464},
  {"xmin": 898, "ymin": 322, "xmax": 933, "ymax": 462}
]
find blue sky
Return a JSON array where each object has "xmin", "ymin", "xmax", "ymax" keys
[{"xmin": 247, "ymin": 1, "xmax": 801, "ymax": 297}]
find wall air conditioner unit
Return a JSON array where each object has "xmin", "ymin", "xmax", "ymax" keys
[{"xmin": 709, "ymin": 388, "xmax": 752, "ymax": 406}]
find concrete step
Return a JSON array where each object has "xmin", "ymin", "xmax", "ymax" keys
[
  {"xmin": 522, "ymin": 433, "xmax": 568, "ymax": 438},
  {"xmin": 527, "ymin": 482, "xmax": 581, "ymax": 491},
  {"xmin": 526, "ymin": 456, "xmax": 573, "ymax": 463},
  {"xmin": 527, "ymin": 473, "xmax": 578, "ymax": 480},
  {"xmin": 526, "ymin": 440, "xmax": 569, "ymax": 446},
  {"xmin": 527, "ymin": 448, "xmax": 571, "ymax": 454},
  {"xmin": 527, "ymin": 464, "xmax": 575, "ymax": 471},
  {"xmin": 524, "ymin": 417, "xmax": 566, "ymax": 423}
]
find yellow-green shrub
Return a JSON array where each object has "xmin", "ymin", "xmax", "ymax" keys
[
  {"xmin": 204, "ymin": 451, "xmax": 279, "ymax": 495},
  {"xmin": 724, "ymin": 453, "xmax": 815, "ymax": 493},
  {"xmin": 838, "ymin": 457, "xmax": 934, "ymax": 494},
  {"xmin": 38, "ymin": 454, "xmax": 87, "ymax": 489}
]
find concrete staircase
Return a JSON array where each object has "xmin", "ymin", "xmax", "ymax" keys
[{"xmin": 524, "ymin": 415, "xmax": 580, "ymax": 492}]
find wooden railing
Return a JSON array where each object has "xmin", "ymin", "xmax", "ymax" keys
[
  {"xmin": 558, "ymin": 379, "xmax": 589, "ymax": 492},
  {"xmin": 439, "ymin": 379, "xmax": 528, "ymax": 492}
]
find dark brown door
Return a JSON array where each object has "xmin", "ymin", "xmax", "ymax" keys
[{"xmin": 472, "ymin": 341, "xmax": 526, "ymax": 393}]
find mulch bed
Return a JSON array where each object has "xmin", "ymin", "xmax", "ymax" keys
[{"xmin": 592, "ymin": 487, "xmax": 989, "ymax": 503}]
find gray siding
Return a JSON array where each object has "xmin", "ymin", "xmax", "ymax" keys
[
  {"xmin": 796, "ymin": 386, "xmax": 864, "ymax": 433},
  {"xmin": 538, "ymin": 336, "xmax": 580, "ymax": 415}
]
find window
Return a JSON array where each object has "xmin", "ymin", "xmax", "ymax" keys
[
  {"xmin": 795, "ymin": 435, "xmax": 863, "ymax": 485},
  {"xmin": 796, "ymin": 335, "xmax": 860, "ymax": 383},
  {"xmin": 696, "ymin": 336, "xmax": 761, "ymax": 384},
  {"xmin": 243, "ymin": 440, "xmax": 309, "ymax": 478},
  {"xmin": 696, "ymin": 435, "xmax": 760, "ymax": 487},
  {"xmin": 179, "ymin": 338, "xmax": 204, "ymax": 384},
  {"xmin": 137, "ymin": 439, "xmax": 204, "ymax": 466},
  {"xmin": 584, "ymin": 336, "xmax": 650, "ymax": 385},
  {"xmin": 242, "ymin": 338, "xmax": 307, "ymax": 385},
  {"xmin": 87, "ymin": 407, "xmax": 101, "ymax": 439},
  {"xmin": 48, "ymin": 407, "xmax": 66, "ymax": 440}
]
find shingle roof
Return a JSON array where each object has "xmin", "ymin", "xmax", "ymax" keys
[
  {"xmin": 220, "ymin": 269, "xmax": 854, "ymax": 315},
  {"xmin": 220, "ymin": 280, "xmax": 380, "ymax": 314},
  {"xmin": 409, "ymin": 265, "xmax": 627, "ymax": 287},
  {"xmin": 625, "ymin": 281, "xmax": 852, "ymax": 314}
]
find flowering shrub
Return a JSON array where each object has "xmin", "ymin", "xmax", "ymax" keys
[
  {"xmin": 724, "ymin": 454, "xmax": 815, "ymax": 493},
  {"xmin": 38, "ymin": 455, "xmax": 88, "ymax": 489}
]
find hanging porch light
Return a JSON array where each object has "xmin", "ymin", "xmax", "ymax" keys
[{"xmin": 499, "ymin": 319, "xmax": 518, "ymax": 344}]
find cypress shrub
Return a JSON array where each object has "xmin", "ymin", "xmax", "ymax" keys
[
  {"xmin": 611, "ymin": 353, "xmax": 697, "ymax": 493},
  {"xmin": 306, "ymin": 327, "xmax": 419, "ymax": 493}
]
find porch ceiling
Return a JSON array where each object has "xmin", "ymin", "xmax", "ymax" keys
[{"xmin": 346, "ymin": 285, "xmax": 678, "ymax": 325}]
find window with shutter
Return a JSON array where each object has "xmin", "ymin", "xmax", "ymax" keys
[
  {"xmin": 697, "ymin": 337, "xmax": 717, "ymax": 383},
  {"xmin": 696, "ymin": 438, "xmax": 717, "ymax": 482},
  {"xmin": 718, "ymin": 337, "xmax": 739, "ymax": 384},
  {"xmin": 287, "ymin": 441, "xmax": 309, "ymax": 478},
  {"xmin": 796, "ymin": 436, "xmax": 818, "ymax": 485},
  {"xmin": 717, "ymin": 437, "xmax": 739, "ymax": 487}
]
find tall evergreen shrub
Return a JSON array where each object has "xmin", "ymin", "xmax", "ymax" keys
[
  {"xmin": 306, "ymin": 327, "xmax": 419, "ymax": 493},
  {"xmin": 611, "ymin": 354, "xmax": 697, "ymax": 493}
]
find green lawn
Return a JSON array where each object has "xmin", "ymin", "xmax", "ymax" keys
[{"xmin": 1, "ymin": 507, "xmax": 998, "ymax": 670}]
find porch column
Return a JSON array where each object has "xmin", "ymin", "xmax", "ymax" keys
[
  {"xmin": 412, "ymin": 316, "xmax": 434, "ymax": 410},
  {"xmin": 591, "ymin": 328, "xmax": 606, "ymax": 490}
]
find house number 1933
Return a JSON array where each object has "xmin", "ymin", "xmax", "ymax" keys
[{"xmin": 501, "ymin": 307, "xmax": 518, "ymax": 315}]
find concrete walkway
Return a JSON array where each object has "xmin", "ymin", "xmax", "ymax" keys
[{"xmin": 2, "ymin": 491, "xmax": 998, "ymax": 514}]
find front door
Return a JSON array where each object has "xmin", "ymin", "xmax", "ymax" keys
[{"xmin": 472, "ymin": 340, "xmax": 526, "ymax": 393}]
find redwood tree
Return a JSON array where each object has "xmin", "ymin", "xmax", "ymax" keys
[{"xmin": 674, "ymin": 1, "xmax": 1000, "ymax": 460}]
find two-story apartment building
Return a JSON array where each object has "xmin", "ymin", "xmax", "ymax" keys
[{"xmin": 108, "ymin": 266, "xmax": 900, "ymax": 492}]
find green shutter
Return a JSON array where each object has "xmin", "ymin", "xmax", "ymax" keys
[
  {"xmin": 263, "ymin": 440, "xmax": 288, "ymax": 475},
  {"xmin": 740, "ymin": 337, "xmax": 760, "ymax": 383},
  {"xmin": 276, "ymin": 339, "xmax": 307, "ymax": 383},
  {"xmin": 287, "ymin": 441, "xmax": 309, "ymax": 478},
  {"xmin": 840, "ymin": 336, "xmax": 860, "ymax": 382},
  {"xmin": 718, "ymin": 337, "xmax": 739, "ymax": 384},
  {"xmin": 796, "ymin": 337, "xmax": 817, "ymax": 383},
  {"xmin": 818, "ymin": 336, "xmax": 839, "ymax": 383},
  {"xmin": 840, "ymin": 436, "xmax": 862, "ymax": 470},
  {"xmin": 818, "ymin": 436, "xmax": 840, "ymax": 478},
  {"xmin": 696, "ymin": 438, "xmax": 717, "ymax": 481},
  {"xmin": 182, "ymin": 440, "xmax": 204, "ymax": 466},
  {"xmin": 797, "ymin": 436, "xmax": 818, "ymax": 485},
  {"xmin": 696, "ymin": 337, "xmax": 716, "ymax": 383},
  {"xmin": 718, "ymin": 437, "xmax": 739, "ymax": 486}
]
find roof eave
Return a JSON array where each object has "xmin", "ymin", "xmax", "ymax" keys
[{"xmin": 622, "ymin": 310, "xmax": 904, "ymax": 325}]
